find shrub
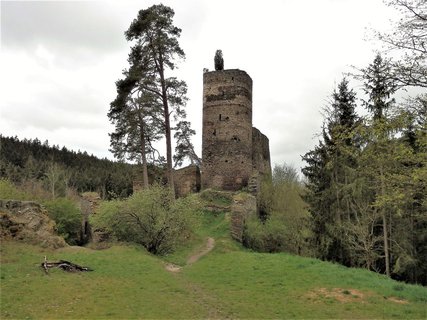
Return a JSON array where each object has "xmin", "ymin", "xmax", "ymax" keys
[
  {"xmin": 0, "ymin": 179, "xmax": 29, "ymax": 200},
  {"xmin": 91, "ymin": 185, "xmax": 199, "ymax": 255},
  {"xmin": 244, "ymin": 163, "xmax": 313, "ymax": 255},
  {"xmin": 44, "ymin": 198, "xmax": 82, "ymax": 245},
  {"xmin": 200, "ymin": 189, "xmax": 233, "ymax": 208}
]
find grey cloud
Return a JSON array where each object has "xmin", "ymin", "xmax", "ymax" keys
[
  {"xmin": 1, "ymin": 1, "xmax": 125, "ymax": 55},
  {"xmin": 2, "ymin": 87, "xmax": 109, "ymax": 132}
]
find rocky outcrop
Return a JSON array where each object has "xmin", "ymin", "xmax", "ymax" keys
[{"xmin": 0, "ymin": 200, "xmax": 66, "ymax": 248}]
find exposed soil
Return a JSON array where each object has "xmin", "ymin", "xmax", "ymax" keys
[
  {"xmin": 165, "ymin": 237, "xmax": 215, "ymax": 273},
  {"xmin": 386, "ymin": 296, "xmax": 409, "ymax": 304},
  {"xmin": 187, "ymin": 237, "xmax": 215, "ymax": 265},
  {"xmin": 305, "ymin": 288, "xmax": 410, "ymax": 305},
  {"xmin": 165, "ymin": 264, "xmax": 182, "ymax": 273},
  {"xmin": 305, "ymin": 288, "xmax": 370, "ymax": 303}
]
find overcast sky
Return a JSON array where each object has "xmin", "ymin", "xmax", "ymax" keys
[{"xmin": 1, "ymin": 0, "xmax": 400, "ymax": 172}]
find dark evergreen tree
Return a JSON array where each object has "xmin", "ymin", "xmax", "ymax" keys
[
  {"xmin": 0, "ymin": 135, "xmax": 135, "ymax": 199},
  {"xmin": 173, "ymin": 121, "xmax": 201, "ymax": 168},
  {"xmin": 302, "ymin": 78, "xmax": 360, "ymax": 264},
  {"xmin": 361, "ymin": 53, "xmax": 398, "ymax": 120},
  {"xmin": 124, "ymin": 4, "xmax": 188, "ymax": 192},
  {"xmin": 108, "ymin": 66, "xmax": 163, "ymax": 188}
]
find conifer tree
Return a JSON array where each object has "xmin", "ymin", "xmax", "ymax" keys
[
  {"xmin": 173, "ymin": 121, "xmax": 201, "ymax": 168},
  {"xmin": 121, "ymin": 4, "xmax": 188, "ymax": 192},
  {"xmin": 108, "ymin": 69, "xmax": 163, "ymax": 189},
  {"xmin": 302, "ymin": 78, "xmax": 359, "ymax": 263},
  {"xmin": 361, "ymin": 53, "xmax": 398, "ymax": 120},
  {"xmin": 359, "ymin": 54, "xmax": 400, "ymax": 277}
]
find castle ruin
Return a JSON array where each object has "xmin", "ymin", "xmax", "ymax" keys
[
  {"xmin": 133, "ymin": 68, "xmax": 271, "ymax": 197},
  {"xmin": 201, "ymin": 69, "xmax": 271, "ymax": 191}
]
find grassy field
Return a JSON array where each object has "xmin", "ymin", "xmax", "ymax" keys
[{"xmin": 1, "ymin": 211, "xmax": 426, "ymax": 319}]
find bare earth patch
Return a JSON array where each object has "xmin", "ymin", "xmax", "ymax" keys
[
  {"xmin": 187, "ymin": 237, "xmax": 215, "ymax": 265},
  {"xmin": 165, "ymin": 264, "xmax": 182, "ymax": 273},
  {"xmin": 165, "ymin": 237, "xmax": 215, "ymax": 273},
  {"xmin": 306, "ymin": 288, "xmax": 370, "ymax": 303},
  {"xmin": 386, "ymin": 296, "xmax": 409, "ymax": 304}
]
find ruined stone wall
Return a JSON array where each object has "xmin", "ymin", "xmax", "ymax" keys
[
  {"xmin": 174, "ymin": 165, "xmax": 201, "ymax": 198},
  {"xmin": 252, "ymin": 127, "xmax": 272, "ymax": 177},
  {"xmin": 230, "ymin": 193, "xmax": 257, "ymax": 242},
  {"xmin": 202, "ymin": 69, "xmax": 253, "ymax": 191}
]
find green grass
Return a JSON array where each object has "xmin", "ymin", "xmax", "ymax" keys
[
  {"xmin": 1, "ymin": 209, "xmax": 426, "ymax": 319},
  {"xmin": 1, "ymin": 243, "xmax": 206, "ymax": 319},
  {"xmin": 163, "ymin": 206, "xmax": 238, "ymax": 266}
]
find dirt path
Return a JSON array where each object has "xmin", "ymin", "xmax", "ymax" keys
[
  {"xmin": 165, "ymin": 237, "xmax": 215, "ymax": 273},
  {"xmin": 187, "ymin": 237, "xmax": 215, "ymax": 265},
  {"xmin": 164, "ymin": 237, "xmax": 231, "ymax": 317}
]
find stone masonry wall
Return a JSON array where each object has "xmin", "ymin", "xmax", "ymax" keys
[
  {"xmin": 202, "ymin": 69, "xmax": 253, "ymax": 191},
  {"xmin": 252, "ymin": 127, "xmax": 272, "ymax": 177},
  {"xmin": 174, "ymin": 165, "xmax": 201, "ymax": 198},
  {"xmin": 230, "ymin": 193, "xmax": 257, "ymax": 242}
]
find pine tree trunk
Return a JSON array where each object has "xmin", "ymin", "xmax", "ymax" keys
[
  {"xmin": 163, "ymin": 99, "xmax": 175, "ymax": 194},
  {"xmin": 382, "ymin": 211, "xmax": 390, "ymax": 277},
  {"xmin": 380, "ymin": 164, "xmax": 391, "ymax": 277},
  {"xmin": 138, "ymin": 113, "xmax": 149, "ymax": 189},
  {"xmin": 158, "ymin": 62, "xmax": 175, "ymax": 195}
]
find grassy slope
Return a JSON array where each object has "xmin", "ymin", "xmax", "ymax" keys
[{"xmin": 1, "ymin": 210, "xmax": 426, "ymax": 319}]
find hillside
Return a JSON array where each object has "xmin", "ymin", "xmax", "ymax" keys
[
  {"xmin": 0, "ymin": 135, "xmax": 144, "ymax": 199},
  {"xmin": 1, "ymin": 211, "xmax": 426, "ymax": 319}
]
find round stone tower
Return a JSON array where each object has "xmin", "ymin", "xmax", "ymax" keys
[{"xmin": 201, "ymin": 69, "xmax": 253, "ymax": 190}]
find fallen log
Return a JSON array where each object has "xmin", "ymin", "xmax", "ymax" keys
[{"xmin": 41, "ymin": 256, "xmax": 93, "ymax": 273}]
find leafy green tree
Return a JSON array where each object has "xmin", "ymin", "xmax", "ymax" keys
[
  {"xmin": 0, "ymin": 179, "xmax": 29, "ymax": 200},
  {"xmin": 357, "ymin": 116, "xmax": 412, "ymax": 277},
  {"xmin": 45, "ymin": 162, "xmax": 64, "ymax": 199},
  {"xmin": 124, "ymin": 4, "xmax": 188, "ymax": 192},
  {"xmin": 44, "ymin": 197, "xmax": 82, "ymax": 245},
  {"xmin": 91, "ymin": 185, "xmax": 198, "ymax": 254},
  {"xmin": 359, "ymin": 54, "xmax": 400, "ymax": 277},
  {"xmin": 245, "ymin": 163, "xmax": 312, "ymax": 255},
  {"xmin": 392, "ymin": 95, "xmax": 427, "ymax": 283}
]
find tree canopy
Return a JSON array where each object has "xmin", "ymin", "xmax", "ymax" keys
[{"xmin": 110, "ymin": 4, "xmax": 191, "ymax": 191}]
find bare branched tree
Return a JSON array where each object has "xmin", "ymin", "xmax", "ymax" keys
[{"xmin": 375, "ymin": 0, "xmax": 427, "ymax": 87}]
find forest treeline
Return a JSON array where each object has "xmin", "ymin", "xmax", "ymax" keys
[
  {"xmin": 0, "ymin": 135, "xmax": 142, "ymax": 199},
  {"xmin": 302, "ymin": 71, "xmax": 426, "ymax": 285},
  {"xmin": 247, "ymin": 0, "xmax": 427, "ymax": 285},
  {"xmin": 298, "ymin": 0, "xmax": 426, "ymax": 285}
]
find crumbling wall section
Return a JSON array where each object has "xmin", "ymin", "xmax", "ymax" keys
[
  {"xmin": 174, "ymin": 165, "xmax": 201, "ymax": 198},
  {"xmin": 230, "ymin": 193, "xmax": 257, "ymax": 242},
  {"xmin": 252, "ymin": 127, "xmax": 272, "ymax": 177},
  {"xmin": 202, "ymin": 69, "xmax": 253, "ymax": 191}
]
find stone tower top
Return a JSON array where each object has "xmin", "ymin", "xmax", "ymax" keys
[{"xmin": 202, "ymin": 69, "xmax": 254, "ymax": 190}]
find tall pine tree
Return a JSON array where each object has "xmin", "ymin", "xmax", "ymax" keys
[{"xmin": 122, "ymin": 4, "xmax": 188, "ymax": 192}]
